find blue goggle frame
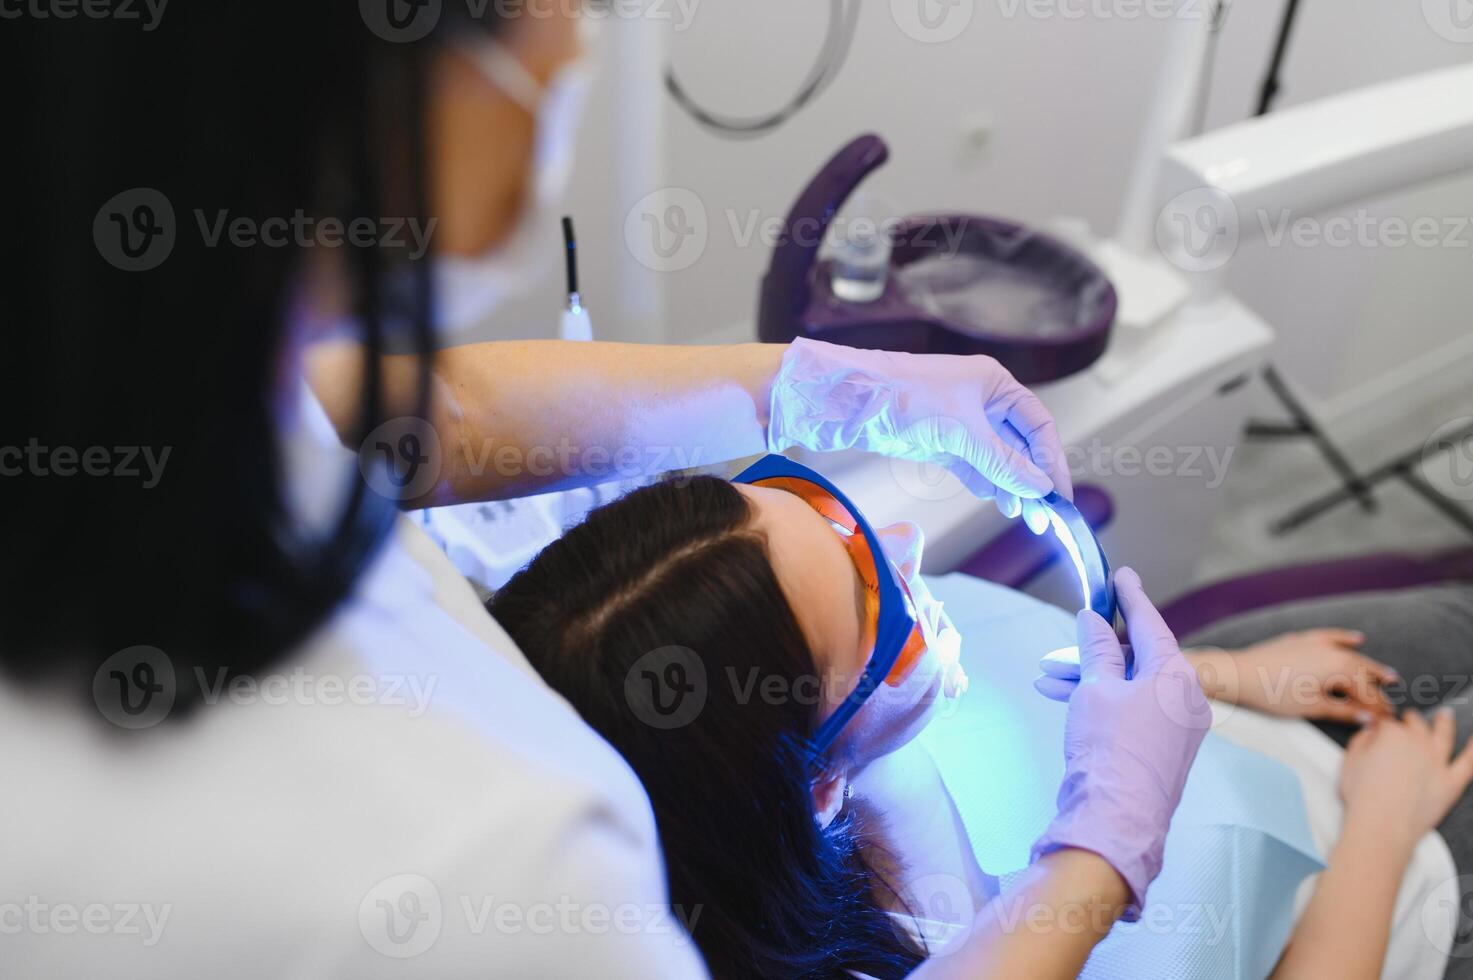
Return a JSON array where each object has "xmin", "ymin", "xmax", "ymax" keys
[{"xmin": 732, "ymin": 454, "xmax": 918, "ymax": 763}]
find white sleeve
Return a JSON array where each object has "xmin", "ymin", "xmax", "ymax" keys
[
  {"xmin": 492, "ymin": 813, "xmax": 713, "ymax": 979},
  {"xmin": 343, "ymin": 808, "xmax": 713, "ymax": 980}
]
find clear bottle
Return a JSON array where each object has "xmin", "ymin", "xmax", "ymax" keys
[{"xmin": 830, "ymin": 212, "xmax": 891, "ymax": 303}]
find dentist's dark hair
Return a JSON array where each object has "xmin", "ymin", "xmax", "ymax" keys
[
  {"xmin": 491, "ymin": 476, "xmax": 925, "ymax": 979},
  {"xmin": 0, "ymin": 9, "xmax": 503, "ymax": 708}
]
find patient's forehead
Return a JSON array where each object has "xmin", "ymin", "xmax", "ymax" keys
[{"xmin": 734, "ymin": 483, "xmax": 868, "ymax": 687}]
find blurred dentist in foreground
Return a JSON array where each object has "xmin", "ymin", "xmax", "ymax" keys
[{"xmin": 4, "ymin": 4, "xmax": 1204, "ymax": 978}]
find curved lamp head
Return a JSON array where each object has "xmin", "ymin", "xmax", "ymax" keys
[{"xmin": 1040, "ymin": 491, "xmax": 1117, "ymax": 624}]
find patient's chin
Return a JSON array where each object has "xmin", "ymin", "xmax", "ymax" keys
[
  {"xmin": 901, "ymin": 669, "xmax": 946, "ymax": 740},
  {"xmin": 851, "ymin": 662, "xmax": 946, "ymax": 764}
]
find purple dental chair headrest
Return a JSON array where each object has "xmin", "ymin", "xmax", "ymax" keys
[{"xmin": 757, "ymin": 134, "xmax": 1118, "ymax": 384}]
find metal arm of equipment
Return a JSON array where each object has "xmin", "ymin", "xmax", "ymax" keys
[{"xmin": 1161, "ymin": 62, "xmax": 1473, "ymax": 244}]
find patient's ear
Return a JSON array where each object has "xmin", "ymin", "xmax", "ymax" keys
[{"xmin": 811, "ymin": 770, "xmax": 849, "ymax": 829}]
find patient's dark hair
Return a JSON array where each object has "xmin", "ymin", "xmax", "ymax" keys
[{"xmin": 491, "ymin": 476, "xmax": 924, "ymax": 979}]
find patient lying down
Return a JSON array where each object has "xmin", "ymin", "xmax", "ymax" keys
[{"xmin": 489, "ymin": 475, "xmax": 1473, "ymax": 980}]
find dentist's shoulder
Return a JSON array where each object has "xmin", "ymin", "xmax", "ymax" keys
[{"xmin": 0, "ymin": 513, "xmax": 702, "ymax": 978}]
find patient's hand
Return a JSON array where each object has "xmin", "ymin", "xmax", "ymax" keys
[
  {"xmin": 1186, "ymin": 629, "xmax": 1397, "ymax": 724},
  {"xmin": 1340, "ymin": 709, "xmax": 1473, "ymax": 852},
  {"xmin": 1273, "ymin": 707, "xmax": 1473, "ymax": 980}
]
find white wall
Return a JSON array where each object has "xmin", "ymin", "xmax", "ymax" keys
[
  {"xmin": 471, "ymin": 0, "xmax": 1473, "ymax": 454},
  {"xmin": 456, "ymin": 13, "xmax": 669, "ymax": 346},
  {"xmin": 656, "ymin": 1, "xmax": 1179, "ymax": 344},
  {"xmin": 1201, "ymin": 0, "xmax": 1473, "ymax": 449}
]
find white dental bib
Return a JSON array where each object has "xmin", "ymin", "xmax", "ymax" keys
[{"xmin": 904, "ymin": 574, "xmax": 1455, "ymax": 979}]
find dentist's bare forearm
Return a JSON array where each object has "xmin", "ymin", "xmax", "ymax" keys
[
  {"xmin": 306, "ymin": 339, "xmax": 786, "ymax": 505},
  {"xmin": 427, "ymin": 340, "xmax": 784, "ymax": 503},
  {"xmin": 913, "ymin": 849, "xmax": 1129, "ymax": 979}
]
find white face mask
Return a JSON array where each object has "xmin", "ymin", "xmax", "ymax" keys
[
  {"xmin": 434, "ymin": 23, "xmax": 598, "ymax": 335},
  {"xmin": 905, "ymin": 574, "xmax": 968, "ymax": 698}
]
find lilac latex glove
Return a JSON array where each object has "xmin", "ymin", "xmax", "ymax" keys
[
  {"xmin": 767, "ymin": 337, "xmax": 1074, "ymax": 533},
  {"xmin": 1029, "ymin": 567, "xmax": 1211, "ymax": 917}
]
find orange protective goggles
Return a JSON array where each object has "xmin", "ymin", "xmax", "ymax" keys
[{"xmin": 733, "ymin": 455, "xmax": 929, "ymax": 758}]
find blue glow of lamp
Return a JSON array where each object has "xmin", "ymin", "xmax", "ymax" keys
[{"xmin": 1040, "ymin": 490, "xmax": 1117, "ymax": 625}]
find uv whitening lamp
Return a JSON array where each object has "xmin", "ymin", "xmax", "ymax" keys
[{"xmin": 1040, "ymin": 490, "xmax": 1117, "ymax": 625}]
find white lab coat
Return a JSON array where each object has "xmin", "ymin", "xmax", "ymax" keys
[{"xmin": 0, "ymin": 387, "xmax": 709, "ymax": 978}]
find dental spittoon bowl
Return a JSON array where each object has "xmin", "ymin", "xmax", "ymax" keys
[{"xmin": 758, "ymin": 134, "xmax": 1117, "ymax": 384}]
